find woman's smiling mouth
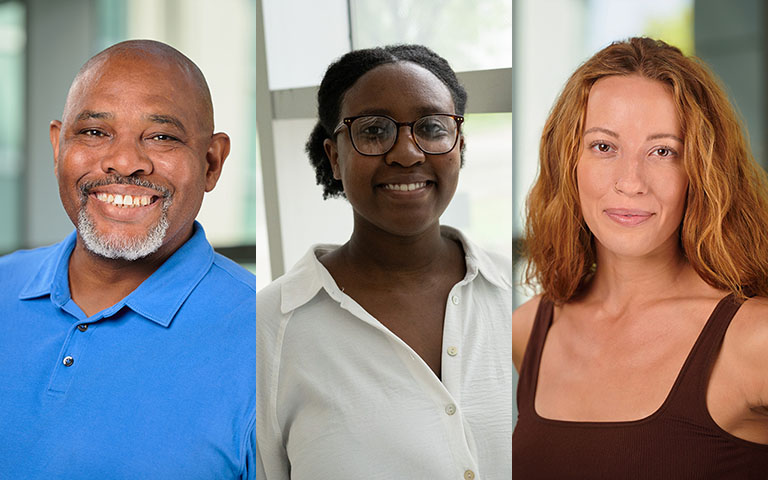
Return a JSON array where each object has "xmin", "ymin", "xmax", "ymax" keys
[
  {"xmin": 383, "ymin": 181, "xmax": 428, "ymax": 192},
  {"xmin": 604, "ymin": 208, "xmax": 654, "ymax": 226}
]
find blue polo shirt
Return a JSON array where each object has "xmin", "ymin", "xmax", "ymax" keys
[{"xmin": 0, "ymin": 222, "xmax": 256, "ymax": 479}]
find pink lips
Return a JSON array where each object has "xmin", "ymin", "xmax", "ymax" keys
[{"xmin": 604, "ymin": 208, "xmax": 654, "ymax": 226}]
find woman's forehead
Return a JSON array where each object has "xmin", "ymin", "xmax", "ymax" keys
[{"xmin": 340, "ymin": 62, "xmax": 454, "ymax": 117}]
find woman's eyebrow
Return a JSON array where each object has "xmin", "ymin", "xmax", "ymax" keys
[
  {"xmin": 583, "ymin": 126, "xmax": 618, "ymax": 138},
  {"xmin": 583, "ymin": 128, "xmax": 683, "ymax": 144},
  {"xmin": 647, "ymin": 133, "xmax": 683, "ymax": 143}
]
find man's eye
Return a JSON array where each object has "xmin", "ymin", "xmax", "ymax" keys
[
  {"xmin": 81, "ymin": 129, "xmax": 106, "ymax": 137},
  {"xmin": 149, "ymin": 134, "xmax": 179, "ymax": 142}
]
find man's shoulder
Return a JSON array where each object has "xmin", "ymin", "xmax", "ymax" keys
[
  {"xmin": 0, "ymin": 243, "xmax": 62, "ymax": 282},
  {"xmin": 180, "ymin": 252, "xmax": 256, "ymax": 317},
  {"xmin": 209, "ymin": 252, "xmax": 256, "ymax": 293},
  {"xmin": 0, "ymin": 243, "xmax": 59, "ymax": 267}
]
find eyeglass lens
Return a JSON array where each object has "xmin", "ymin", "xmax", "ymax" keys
[{"xmin": 350, "ymin": 115, "xmax": 458, "ymax": 155}]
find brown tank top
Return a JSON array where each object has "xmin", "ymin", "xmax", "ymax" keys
[{"xmin": 512, "ymin": 294, "xmax": 768, "ymax": 479}]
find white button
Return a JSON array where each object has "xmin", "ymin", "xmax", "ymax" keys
[
  {"xmin": 445, "ymin": 403, "xmax": 456, "ymax": 416},
  {"xmin": 447, "ymin": 346, "xmax": 458, "ymax": 356},
  {"xmin": 464, "ymin": 470, "xmax": 475, "ymax": 480},
  {"xmin": 451, "ymin": 295, "xmax": 460, "ymax": 305}
]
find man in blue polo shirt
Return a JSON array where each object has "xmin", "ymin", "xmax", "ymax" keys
[{"xmin": 0, "ymin": 40, "xmax": 255, "ymax": 478}]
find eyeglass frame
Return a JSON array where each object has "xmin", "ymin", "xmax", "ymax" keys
[{"xmin": 332, "ymin": 113, "xmax": 465, "ymax": 156}]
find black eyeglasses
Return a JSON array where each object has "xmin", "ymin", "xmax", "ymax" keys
[{"xmin": 333, "ymin": 114, "xmax": 464, "ymax": 156}]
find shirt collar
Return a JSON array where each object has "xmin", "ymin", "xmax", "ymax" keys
[
  {"xmin": 440, "ymin": 225, "xmax": 512, "ymax": 290},
  {"xmin": 19, "ymin": 229, "xmax": 77, "ymax": 303},
  {"xmin": 279, "ymin": 244, "xmax": 336, "ymax": 314},
  {"xmin": 19, "ymin": 221, "xmax": 214, "ymax": 327},
  {"xmin": 279, "ymin": 226, "xmax": 511, "ymax": 314}
]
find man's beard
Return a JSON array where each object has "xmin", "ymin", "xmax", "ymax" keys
[{"xmin": 76, "ymin": 176, "xmax": 173, "ymax": 261}]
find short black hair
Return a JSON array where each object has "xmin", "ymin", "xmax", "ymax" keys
[{"xmin": 306, "ymin": 44, "xmax": 468, "ymax": 199}]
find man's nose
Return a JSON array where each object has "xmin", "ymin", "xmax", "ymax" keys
[{"xmin": 100, "ymin": 137, "xmax": 153, "ymax": 177}]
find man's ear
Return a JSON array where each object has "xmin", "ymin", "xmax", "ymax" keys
[
  {"xmin": 204, "ymin": 132, "xmax": 230, "ymax": 192},
  {"xmin": 323, "ymin": 138, "xmax": 341, "ymax": 180},
  {"xmin": 50, "ymin": 120, "xmax": 62, "ymax": 177}
]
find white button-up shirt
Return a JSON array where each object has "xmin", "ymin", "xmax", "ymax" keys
[{"xmin": 256, "ymin": 227, "xmax": 512, "ymax": 479}]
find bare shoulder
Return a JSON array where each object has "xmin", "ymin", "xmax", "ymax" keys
[
  {"xmin": 512, "ymin": 294, "xmax": 543, "ymax": 372},
  {"xmin": 731, "ymin": 296, "xmax": 768, "ymax": 342},
  {"xmin": 724, "ymin": 296, "xmax": 768, "ymax": 407}
]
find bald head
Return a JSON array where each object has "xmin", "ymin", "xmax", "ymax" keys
[{"xmin": 63, "ymin": 40, "xmax": 214, "ymax": 133}]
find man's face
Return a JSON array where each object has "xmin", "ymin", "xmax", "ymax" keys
[{"xmin": 50, "ymin": 55, "xmax": 228, "ymax": 262}]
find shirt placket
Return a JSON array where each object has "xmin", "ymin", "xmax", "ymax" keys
[
  {"xmin": 47, "ymin": 302, "xmax": 103, "ymax": 396},
  {"xmin": 338, "ymin": 280, "xmax": 482, "ymax": 479},
  {"xmin": 441, "ymin": 281, "xmax": 481, "ymax": 480}
]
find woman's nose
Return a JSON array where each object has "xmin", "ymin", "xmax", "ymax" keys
[
  {"xmin": 613, "ymin": 154, "xmax": 647, "ymax": 196},
  {"xmin": 384, "ymin": 126, "xmax": 426, "ymax": 167}
]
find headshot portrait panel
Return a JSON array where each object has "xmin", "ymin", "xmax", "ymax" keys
[
  {"xmin": 256, "ymin": 1, "xmax": 512, "ymax": 479},
  {"xmin": 513, "ymin": 1, "xmax": 768, "ymax": 478},
  {"xmin": 0, "ymin": 1, "xmax": 257, "ymax": 478}
]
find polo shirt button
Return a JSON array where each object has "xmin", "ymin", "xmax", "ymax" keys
[
  {"xmin": 445, "ymin": 403, "xmax": 456, "ymax": 416},
  {"xmin": 63, "ymin": 356, "xmax": 74, "ymax": 367},
  {"xmin": 451, "ymin": 295, "xmax": 460, "ymax": 305},
  {"xmin": 77, "ymin": 324, "xmax": 88, "ymax": 332},
  {"xmin": 464, "ymin": 469, "xmax": 475, "ymax": 480},
  {"xmin": 447, "ymin": 346, "xmax": 458, "ymax": 356}
]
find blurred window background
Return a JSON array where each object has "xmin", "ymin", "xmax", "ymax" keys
[{"xmin": 0, "ymin": 1, "xmax": 24, "ymax": 253}]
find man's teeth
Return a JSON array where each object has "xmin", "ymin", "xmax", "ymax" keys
[
  {"xmin": 384, "ymin": 182, "xmax": 427, "ymax": 191},
  {"xmin": 95, "ymin": 192, "xmax": 152, "ymax": 207}
]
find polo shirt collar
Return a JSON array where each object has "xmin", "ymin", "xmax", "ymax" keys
[
  {"xmin": 19, "ymin": 221, "xmax": 213, "ymax": 327},
  {"xmin": 280, "ymin": 226, "xmax": 511, "ymax": 314},
  {"xmin": 123, "ymin": 222, "xmax": 213, "ymax": 326},
  {"xmin": 18, "ymin": 230, "xmax": 77, "ymax": 303}
]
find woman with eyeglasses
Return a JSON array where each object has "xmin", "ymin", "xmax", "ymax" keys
[
  {"xmin": 513, "ymin": 37, "xmax": 768, "ymax": 478},
  {"xmin": 256, "ymin": 45, "xmax": 512, "ymax": 479}
]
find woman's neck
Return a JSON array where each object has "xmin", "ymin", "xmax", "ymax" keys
[
  {"xmin": 583, "ymin": 244, "xmax": 707, "ymax": 312},
  {"xmin": 343, "ymin": 218, "xmax": 449, "ymax": 275}
]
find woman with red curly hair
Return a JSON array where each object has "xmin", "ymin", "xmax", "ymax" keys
[{"xmin": 513, "ymin": 37, "xmax": 768, "ymax": 478}]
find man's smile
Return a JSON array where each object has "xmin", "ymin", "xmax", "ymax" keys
[
  {"xmin": 83, "ymin": 183, "xmax": 170, "ymax": 223},
  {"xmin": 93, "ymin": 192, "xmax": 157, "ymax": 208}
]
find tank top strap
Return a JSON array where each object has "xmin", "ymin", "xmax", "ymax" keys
[
  {"xmin": 664, "ymin": 293, "xmax": 746, "ymax": 418},
  {"xmin": 516, "ymin": 296, "xmax": 555, "ymax": 415}
]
